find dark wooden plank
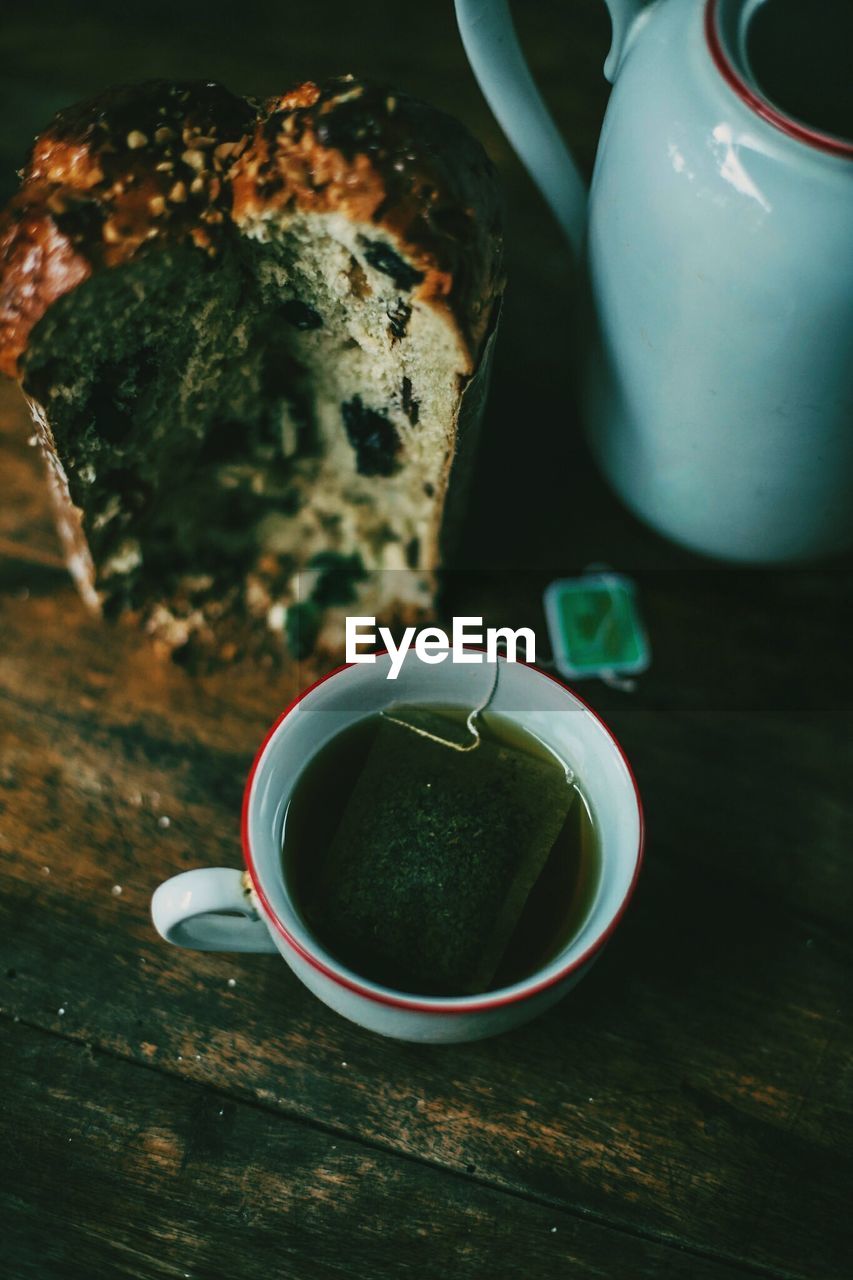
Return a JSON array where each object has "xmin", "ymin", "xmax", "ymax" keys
[
  {"xmin": 0, "ymin": 517, "xmax": 850, "ymax": 1279},
  {"xmin": 0, "ymin": 1018, "xmax": 765, "ymax": 1280}
]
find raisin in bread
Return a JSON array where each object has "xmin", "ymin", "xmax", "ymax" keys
[{"xmin": 0, "ymin": 77, "xmax": 503, "ymax": 663}]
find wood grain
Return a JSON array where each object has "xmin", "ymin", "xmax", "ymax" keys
[
  {"xmin": 2, "ymin": 383, "xmax": 851, "ymax": 1280},
  {"xmin": 1, "ymin": 1019, "xmax": 769, "ymax": 1280}
]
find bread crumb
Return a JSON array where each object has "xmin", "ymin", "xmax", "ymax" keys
[
  {"xmin": 127, "ymin": 130, "xmax": 148, "ymax": 149},
  {"xmin": 41, "ymin": 866, "xmax": 51, "ymax": 876},
  {"xmin": 157, "ymin": 815, "xmax": 171, "ymax": 829},
  {"xmin": 111, "ymin": 884, "xmax": 123, "ymax": 896},
  {"xmin": 181, "ymin": 149, "xmax": 205, "ymax": 172},
  {"xmin": 267, "ymin": 602, "xmax": 286, "ymax": 632},
  {"xmin": 227, "ymin": 978, "xmax": 236, "ymax": 988}
]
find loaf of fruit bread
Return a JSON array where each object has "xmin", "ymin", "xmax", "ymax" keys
[{"xmin": 0, "ymin": 77, "xmax": 503, "ymax": 663}]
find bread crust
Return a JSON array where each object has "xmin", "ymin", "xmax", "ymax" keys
[
  {"xmin": 232, "ymin": 77, "xmax": 504, "ymax": 366},
  {"xmin": 0, "ymin": 76, "xmax": 503, "ymax": 381},
  {"xmin": 0, "ymin": 78, "xmax": 504, "ymax": 663},
  {"xmin": 0, "ymin": 81, "xmax": 253, "ymax": 379}
]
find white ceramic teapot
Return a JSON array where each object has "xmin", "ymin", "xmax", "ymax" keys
[{"xmin": 455, "ymin": 0, "xmax": 853, "ymax": 562}]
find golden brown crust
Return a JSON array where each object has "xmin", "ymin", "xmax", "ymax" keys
[
  {"xmin": 232, "ymin": 76, "xmax": 504, "ymax": 362},
  {"xmin": 0, "ymin": 76, "xmax": 503, "ymax": 380},
  {"xmin": 0, "ymin": 80, "xmax": 254, "ymax": 378},
  {"xmin": 0, "ymin": 196, "xmax": 92, "ymax": 378}
]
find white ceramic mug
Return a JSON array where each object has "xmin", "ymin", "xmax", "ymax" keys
[{"xmin": 151, "ymin": 653, "xmax": 644, "ymax": 1043}]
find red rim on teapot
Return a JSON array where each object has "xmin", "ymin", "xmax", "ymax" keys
[{"xmin": 705, "ymin": 0, "xmax": 853, "ymax": 160}]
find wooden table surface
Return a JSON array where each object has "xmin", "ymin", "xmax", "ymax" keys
[{"xmin": 1, "ymin": 3, "xmax": 851, "ymax": 1277}]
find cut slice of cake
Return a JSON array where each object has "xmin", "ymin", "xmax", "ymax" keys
[{"xmin": 0, "ymin": 77, "xmax": 503, "ymax": 664}]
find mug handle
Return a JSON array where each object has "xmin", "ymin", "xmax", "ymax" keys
[{"xmin": 151, "ymin": 868, "xmax": 279, "ymax": 953}]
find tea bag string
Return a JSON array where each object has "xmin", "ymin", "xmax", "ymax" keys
[
  {"xmin": 380, "ymin": 656, "xmax": 501, "ymax": 752},
  {"xmin": 381, "ymin": 656, "xmax": 575, "ymax": 784}
]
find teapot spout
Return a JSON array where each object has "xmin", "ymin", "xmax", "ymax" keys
[{"xmin": 604, "ymin": 0, "xmax": 655, "ymax": 83}]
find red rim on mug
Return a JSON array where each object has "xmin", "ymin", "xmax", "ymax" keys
[
  {"xmin": 241, "ymin": 659, "xmax": 645, "ymax": 1015},
  {"xmin": 704, "ymin": 0, "xmax": 853, "ymax": 160}
]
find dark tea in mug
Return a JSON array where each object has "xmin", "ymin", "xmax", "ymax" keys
[{"xmin": 281, "ymin": 705, "xmax": 600, "ymax": 997}]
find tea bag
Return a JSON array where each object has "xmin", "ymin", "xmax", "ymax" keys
[{"xmin": 313, "ymin": 706, "xmax": 575, "ymax": 996}]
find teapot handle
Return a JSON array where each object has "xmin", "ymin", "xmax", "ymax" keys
[{"xmin": 454, "ymin": 0, "xmax": 647, "ymax": 255}]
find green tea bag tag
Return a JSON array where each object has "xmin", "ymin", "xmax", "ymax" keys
[{"xmin": 544, "ymin": 573, "xmax": 650, "ymax": 680}]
